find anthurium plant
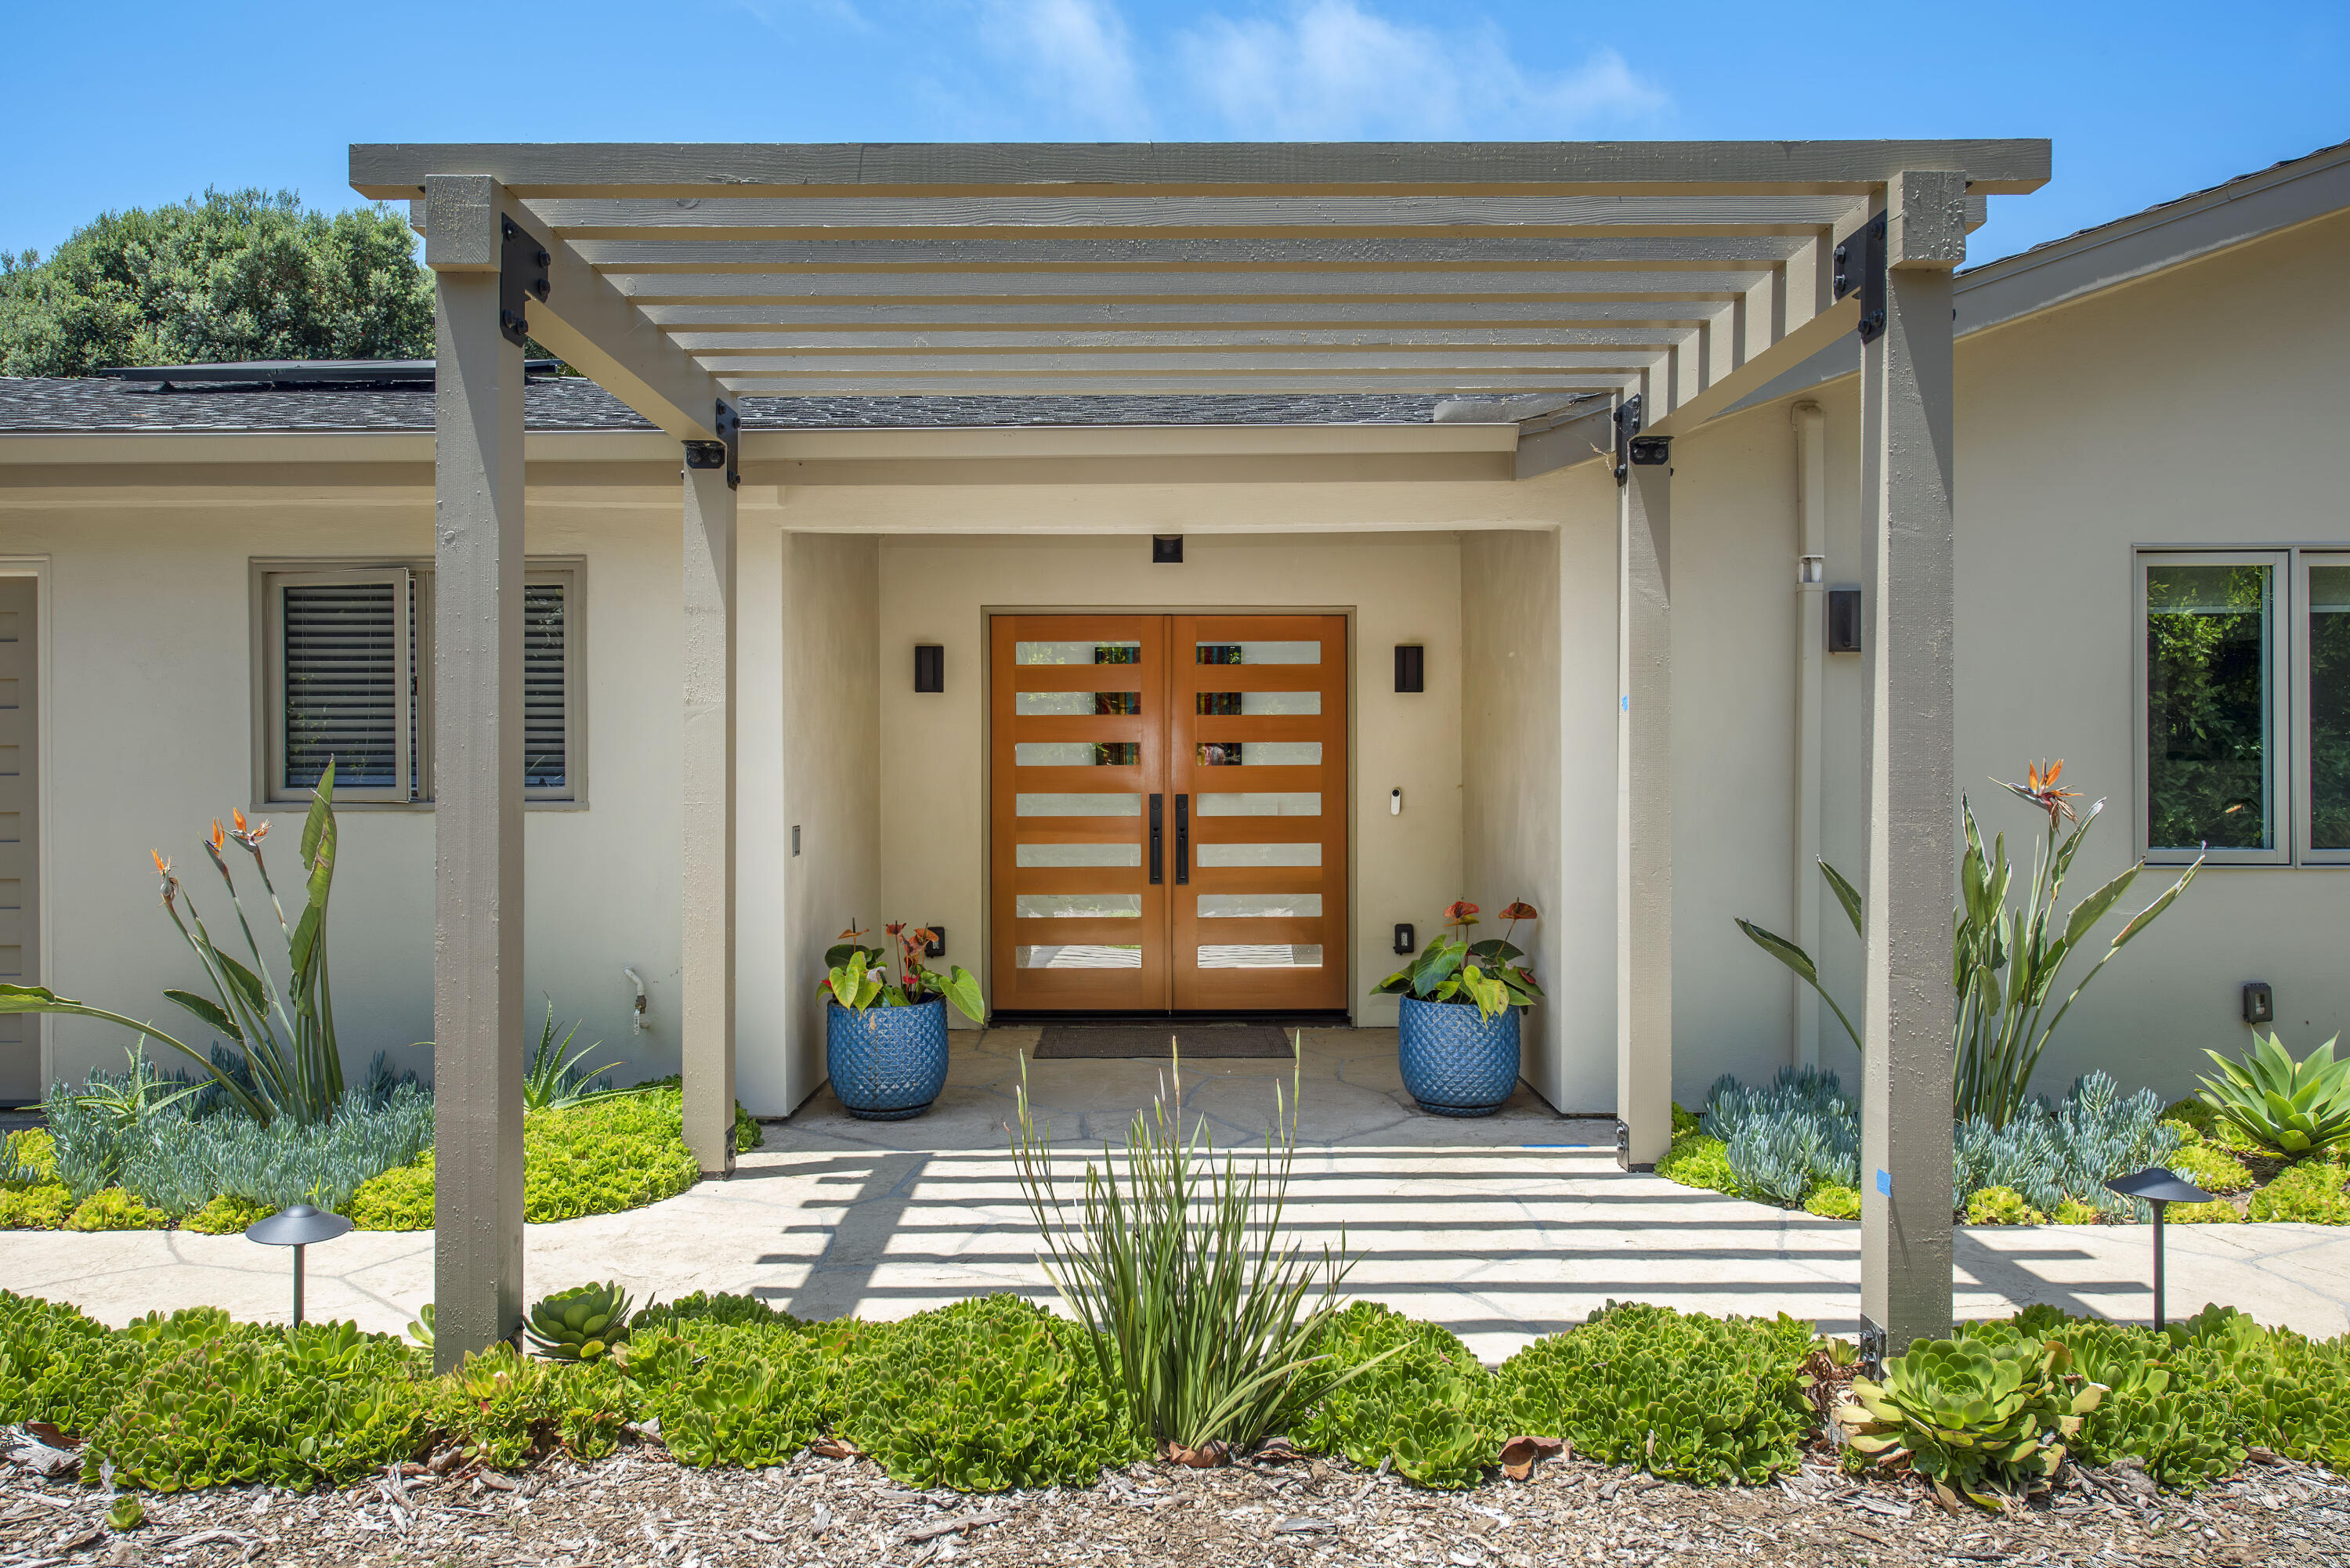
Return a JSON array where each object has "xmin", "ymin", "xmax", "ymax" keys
[
  {"xmin": 1372, "ymin": 901, "xmax": 1543, "ymax": 1021},
  {"xmin": 824, "ymin": 922, "xmax": 985, "ymax": 1024}
]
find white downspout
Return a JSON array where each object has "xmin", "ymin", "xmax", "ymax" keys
[{"xmin": 1792, "ymin": 401, "xmax": 1828, "ymax": 1071}]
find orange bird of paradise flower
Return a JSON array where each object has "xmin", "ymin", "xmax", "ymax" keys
[{"xmin": 2007, "ymin": 759, "xmax": 2082, "ymax": 828}]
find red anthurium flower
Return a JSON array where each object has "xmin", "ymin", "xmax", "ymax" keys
[
  {"xmin": 1443, "ymin": 900, "xmax": 1480, "ymax": 927},
  {"xmin": 1500, "ymin": 901, "xmax": 1539, "ymax": 922}
]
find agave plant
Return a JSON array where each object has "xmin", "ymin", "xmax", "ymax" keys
[
  {"xmin": 525, "ymin": 1281, "xmax": 638, "ymax": 1362},
  {"xmin": 1735, "ymin": 764, "xmax": 2200, "ymax": 1125},
  {"xmin": 1836, "ymin": 1331, "xmax": 2101, "ymax": 1509},
  {"xmin": 0, "ymin": 768, "xmax": 346, "ymax": 1124},
  {"xmin": 523, "ymin": 1002, "xmax": 634, "ymax": 1113},
  {"xmin": 2196, "ymin": 1031, "xmax": 2350, "ymax": 1155}
]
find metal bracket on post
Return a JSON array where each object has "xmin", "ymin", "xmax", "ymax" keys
[
  {"xmin": 1856, "ymin": 1313, "xmax": 1887, "ymax": 1378},
  {"xmin": 1611, "ymin": 393, "xmax": 1643, "ymax": 486},
  {"xmin": 1833, "ymin": 212, "xmax": 1889, "ymax": 345},
  {"xmin": 1628, "ymin": 435, "xmax": 1671, "ymax": 469},
  {"xmin": 682, "ymin": 399, "xmax": 740, "ymax": 490},
  {"xmin": 497, "ymin": 215, "xmax": 550, "ymax": 348},
  {"xmin": 1614, "ymin": 1118, "xmax": 1652, "ymax": 1173}
]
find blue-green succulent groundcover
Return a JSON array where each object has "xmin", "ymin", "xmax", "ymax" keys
[{"xmin": 4, "ymin": 1289, "xmax": 2342, "ymax": 1498}]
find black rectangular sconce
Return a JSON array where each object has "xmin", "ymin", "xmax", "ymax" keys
[
  {"xmin": 1394, "ymin": 644, "xmax": 1425, "ymax": 692},
  {"xmin": 913, "ymin": 644, "xmax": 945, "ymax": 692},
  {"xmin": 1826, "ymin": 589, "xmax": 1863, "ymax": 654},
  {"xmin": 924, "ymin": 927, "xmax": 945, "ymax": 959},
  {"xmin": 1393, "ymin": 923, "xmax": 1415, "ymax": 955},
  {"xmin": 1152, "ymin": 534, "xmax": 1184, "ymax": 564},
  {"xmin": 2243, "ymin": 981, "xmax": 2274, "ymax": 1024}
]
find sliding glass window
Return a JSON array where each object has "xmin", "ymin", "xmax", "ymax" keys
[{"xmin": 2138, "ymin": 552, "xmax": 2285, "ymax": 864}]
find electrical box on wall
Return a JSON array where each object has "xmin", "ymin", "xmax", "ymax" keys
[
  {"xmin": 2243, "ymin": 981, "xmax": 2274, "ymax": 1024},
  {"xmin": 1826, "ymin": 588, "xmax": 1863, "ymax": 653}
]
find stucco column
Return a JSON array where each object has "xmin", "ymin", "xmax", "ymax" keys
[
  {"xmin": 1616, "ymin": 421, "xmax": 1672, "ymax": 1169},
  {"xmin": 1792, "ymin": 401, "xmax": 1829, "ymax": 1071},
  {"xmin": 1858, "ymin": 172, "xmax": 1965, "ymax": 1357},
  {"xmin": 682, "ymin": 455, "xmax": 738, "ymax": 1176},
  {"xmin": 425, "ymin": 175, "xmax": 526, "ymax": 1370}
]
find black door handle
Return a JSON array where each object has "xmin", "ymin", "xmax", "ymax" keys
[
  {"xmin": 1174, "ymin": 793, "xmax": 1189, "ymax": 884},
  {"xmin": 1148, "ymin": 793, "xmax": 1163, "ymax": 884}
]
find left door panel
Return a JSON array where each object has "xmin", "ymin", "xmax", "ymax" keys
[{"xmin": 988, "ymin": 615, "xmax": 1170, "ymax": 1012}]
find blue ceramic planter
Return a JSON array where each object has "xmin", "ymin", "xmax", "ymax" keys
[
  {"xmin": 826, "ymin": 997, "xmax": 949, "ymax": 1120},
  {"xmin": 1397, "ymin": 994, "xmax": 1520, "ymax": 1116}
]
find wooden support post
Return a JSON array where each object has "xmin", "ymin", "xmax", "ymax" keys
[
  {"xmin": 682, "ymin": 453, "xmax": 739, "ymax": 1176},
  {"xmin": 1792, "ymin": 400, "xmax": 1828, "ymax": 1071},
  {"xmin": 1616, "ymin": 411, "xmax": 1672, "ymax": 1169},
  {"xmin": 1859, "ymin": 171, "xmax": 1966, "ymax": 1357},
  {"xmin": 426, "ymin": 174, "xmax": 526, "ymax": 1371}
]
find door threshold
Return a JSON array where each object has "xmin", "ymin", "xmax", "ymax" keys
[{"xmin": 987, "ymin": 1010, "xmax": 1353, "ymax": 1029}]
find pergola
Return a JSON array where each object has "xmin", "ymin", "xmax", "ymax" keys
[{"xmin": 349, "ymin": 139, "xmax": 2052, "ymax": 1371}]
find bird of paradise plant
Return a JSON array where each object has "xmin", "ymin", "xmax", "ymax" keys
[
  {"xmin": 1371, "ymin": 898, "xmax": 1545, "ymax": 1021},
  {"xmin": 822, "ymin": 919, "xmax": 985, "ymax": 1024},
  {"xmin": 0, "ymin": 765, "xmax": 346, "ymax": 1124},
  {"xmin": 1734, "ymin": 761, "xmax": 2201, "ymax": 1125}
]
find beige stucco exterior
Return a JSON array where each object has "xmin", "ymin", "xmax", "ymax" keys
[{"xmin": 2, "ymin": 194, "xmax": 2345, "ymax": 1116}]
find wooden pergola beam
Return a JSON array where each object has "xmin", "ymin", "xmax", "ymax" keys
[
  {"xmin": 352, "ymin": 139, "xmax": 2053, "ymax": 198},
  {"xmin": 566, "ymin": 236, "xmax": 1808, "ymax": 271},
  {"xmin": 717, "ymin": 374, "xmax": 1637, "ymax": 395},
  {"xmin": 613, "ymin": 272, "xmax": 1764, "ymax": 302},
  {"xmin": 642, "ymin": 301, "xmax": 1723, "ymax": 327}
]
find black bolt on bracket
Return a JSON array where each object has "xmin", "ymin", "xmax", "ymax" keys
[
  {"xmin": 682, "ymin": 400, "xmax": 741, "ymax": 490},
  {"xmin": 1628, "ymin": 435, "xmax": 1672, "ymax": 468},
  {"xmin": 1834, "ymin": 211, "xmax": 1889, "ymax": 345},
  {"xmin": 1611, "ymin": 392, "xmax": 1644, "ymax": 486},
  {"xmin": 498, "ymin": 215, "xmax": 551, "ymax": 349}
]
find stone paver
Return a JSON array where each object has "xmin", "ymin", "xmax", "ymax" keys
[{"xmin": 4, "ymin": 1029, "xmax": 2345, "ymax": 1357}]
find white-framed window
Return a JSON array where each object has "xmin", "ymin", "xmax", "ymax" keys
[
  {"xmin": 255, "ymin": 560, "xmax": 583, "ymax": 807},
  {"xmin": 2135, "ymin": 547, "xmax": 2350, "ymax": 866}
]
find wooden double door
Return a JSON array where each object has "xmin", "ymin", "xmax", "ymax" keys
[{"xmin": 989, "ymin": 613, "xmax": 1347, "ymax": 1013}]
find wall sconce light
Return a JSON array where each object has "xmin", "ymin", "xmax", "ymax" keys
[
  {"xmin": 914, "ymin": 645, "xmax": 945, "ymax": 692},
  {"xmin": 2243, "ymin": 981, "xmax": 2274, "ymax": 1024},
  {"xmin": 1799, "ymin": 555, "xmax": 1825, "ymax": 586},
  {"xmin": 1152, "ymin": 535, "xmax": 1184, "ymax": 564},
  {"xmin": 1394, "ymin": 645, "xmax": 1425, "ymax": 692},
  {"xmin": 1826, "ymin": 589, "xmax": 1863, "ymax": 653},
  {"xmin": 1393, "ymin": 923, "xmax": 1415, "ymax": 954},
  {"xmin": 924, "ymin": 927, "xmax": 945, "ymax": 958}
]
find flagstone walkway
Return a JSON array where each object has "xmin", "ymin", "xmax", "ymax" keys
[{"xmin": 5, "ymin": 1029, "xmax": 2345, "ymax": 1357}]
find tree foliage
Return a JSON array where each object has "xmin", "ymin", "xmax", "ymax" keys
[{"xmin": 0, "ymin": 189, "xmax": 432, "ymax": 376}]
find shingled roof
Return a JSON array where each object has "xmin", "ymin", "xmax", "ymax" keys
[{"xmin": 0, "ymin": 372, "xmax": 1460, "ymax": 435}]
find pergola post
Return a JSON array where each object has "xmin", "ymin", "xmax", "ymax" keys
[
  {"xmin": 1858, "ymin": 171, "xmax": 1966, "ymax": 1357},
  {"xmin": 681, "ymin": 437, "xmax": 738, "ymax": 1177},
  {"xmin": 425, "ymin": 174, "xmax": 527, "ymax": 1370},
  {"xmin": 1616, "ymin": 402, "xmax": 1673, "ymax": 1170}
]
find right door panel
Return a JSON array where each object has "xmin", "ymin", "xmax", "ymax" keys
[{"xmin": 1167, "ymin": 614, "xmax": 1349, "ymax": 1011}]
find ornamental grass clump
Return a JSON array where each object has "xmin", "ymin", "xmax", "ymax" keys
[
  {"xmin": 1491, "ymin": 1302, "xmax": 1817, "ymax": 1484},
  {"xmin": 1010, "ymin": 1049, "xmax": 1372, "ymax": 1459}
]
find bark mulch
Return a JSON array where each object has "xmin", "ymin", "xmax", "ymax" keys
[{"xmin": 2, "ymin": 1437, "xmax": 2340, "ymax": 1568}]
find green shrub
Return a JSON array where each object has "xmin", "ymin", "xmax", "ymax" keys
[
  {"xmin": 633, "ymin": 1075, "xmax": 764, "ymax": 1152},
  {"xmin": 83, "ymin": 1319, "xmax": 427, "ymax": 1493},
  {"xmin": 833, "ymin": 1295, "xmax": 1142, "ymax": 1490},
  {"xmin": 5, "ymin": 1126, "xmax": 55, "ymax": 1180},
  {"xmin": 2247, "ymin": 1159, "xmax": 2350, "ymax": 1223},
  {"xmin": 1670, "ymin": 1102, "xmax": 1699, "ymax": 1136},
  {"xmin": 1838, "ymin": 1328, "xmax": 2098, "ymax": 1508},
  {"xmin": 622, "ymin": 1321, "xmax": 831, "ymax": 1469},
  {"xmin": 2166, "ymin": 1198, "xmax": 2240, "ymax": 1223},
  {"xmin": 349, "ymin": 1151, "xmax": 435, "ymax": 1230},
  {"xmin": 0, "ymin": 1291, "xmax": 123, "ymax": 1429},
  {"xmin": 432, "ymin": 1343, "xmax": 626, "ymax": 1469},
  {"xmin": 66, "ymin": 1187, "xmax": 170, "ymax": 1231},
  {"xmin": 1656, "ymin": 1132, "xmax": 1737, "ymax": 1194},
  {"xmin": 1804, "ymin": 1184, "xmax": 1860, "ymax": 1219},
  {"xmin": 634, "ymin": 1290, "xmax": 803, "ymax": 1335},
  {"xmin": 2162, "ymin": 1099, "xmax": 2216, "ymax": 1140},
  {"xmin": 1964, "ymin": 1186, "xmax": 2045, "ymax": 1225},
  {"xmin": 523, "ymin": 1090, "xmax": 701, "ymax": 1222},
  {"xmin": 2050, "ymin": 1198, "xmax": 2103, "ymax": 1224},
  {"xmin": 1491, "ymin": 1303, "xmax": 1813, "ymax": 1484},
  {"xmin": 183, "ymin": 1194, "xmax": 273, "ymax": 1235},
  {"xmin": 0, "ymin": 1181, "xmax": 72, "ymax": 1228},
  {"xmin": 1300, "ymin": 1302, "xmax": 1496, "ymax": 1488},
  {"xmin": 2168, "ymin": 1143, "xmax": 2255, "ymax": 1195}
]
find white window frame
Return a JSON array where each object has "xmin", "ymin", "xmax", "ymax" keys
[
  {"xmin": 2134, "ymin": 549, "xmax": 2290, "ymax": 867},
  {"xmin": 253, "ymin": 558, "xmax": 584, "ymax": 809},
  {"xmin": 2294, "ymin": 551, "xmax": 2350, "ymax": 865}
]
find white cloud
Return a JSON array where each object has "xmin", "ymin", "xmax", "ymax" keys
[
  {"xmin": 980, "ymin": 0, "xmax": 1152, "ymax": 135},
  {"xmin": 1175, "ymin": 1, "xmax": 1668, "ymax": 139}
]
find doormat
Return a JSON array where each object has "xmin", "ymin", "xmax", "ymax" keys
[{"xmin": 1031, "ymin": 1024, "xmax": 1298, "ymax": 1060}]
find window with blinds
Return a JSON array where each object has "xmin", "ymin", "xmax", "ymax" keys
[{"xmin": 262, "ymin": 562, "xmax": 580, "ymax": 805}]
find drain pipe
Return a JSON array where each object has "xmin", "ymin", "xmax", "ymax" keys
[{"xmin": 1791, "ymin": 401, "xmax": 1828, "ymax": 1070}]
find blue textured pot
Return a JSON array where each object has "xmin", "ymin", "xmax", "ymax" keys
[
  {"xmin": 1397, "ymin": 994, "xmax": 1520, "ymax": 1117},
  {"xmin": 826, "ymin": 997, "xmax": 949, "ymax": 1120}
]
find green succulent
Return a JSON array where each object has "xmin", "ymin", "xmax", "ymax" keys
[
  {"xmin": 1837, "ymin": 1332, "xmax": 2100, "ymax": 1509},
  {"xmin": 2197, "ymin": 1030, "xmax": 2350, "ymax": 1155},
  {"xmin": 1964, "ymin": 1185, "xmax": 2046, "ymax": 1225},
  {"xmin": 2247, "ymin": 1158, "xmax": 2350, "ymax": 1223},
  {"xmin": 1805, "ymin": 1184, "xmax": 1861, "ymax": 1219},
  {"xmin": 406, "ymin": 1302, "xmax": 435, "ymax": 1350},
  {"xmin": 524, "ymin": 1282, "xmax": 637, "ymax": 1363}
]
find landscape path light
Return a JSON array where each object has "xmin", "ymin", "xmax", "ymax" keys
[
  {"xmin": 244, "ymin": 1203, "xmax": 354, "ymax": 1324},
  {"xmin": 2102, "ymin": 1168, "xmax": 2212, "ymax": 1331}
]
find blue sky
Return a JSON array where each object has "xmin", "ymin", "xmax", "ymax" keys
[{"xmin": 2, "ymin": 0, "xmax": 2341, "ymax": 265}]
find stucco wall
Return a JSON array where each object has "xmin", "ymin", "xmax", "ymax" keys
[{"xmin": 869, "ymin": 530, "xmax": 1465, "ymax": 1029}]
